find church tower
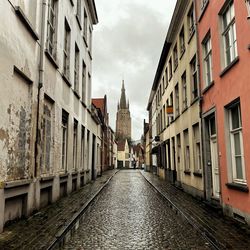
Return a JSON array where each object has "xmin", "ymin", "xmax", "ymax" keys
[{"xmin": 116, "ymin": 81, "xmax": 131, "ymax": 141}]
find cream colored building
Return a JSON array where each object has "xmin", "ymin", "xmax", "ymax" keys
[
  {"xmin": 0, "ymin": 0, "xmax": 98, "ymax": 232},
  {"xmin": 117, "ymin": 139, "xmax": 130, "ymax": 168},
  {"xmin": 147, "ymin": 0, "xmax": 204, "ymax": 198}
]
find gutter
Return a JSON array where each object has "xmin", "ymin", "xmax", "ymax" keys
[{"xmin": 35, "ymin": 0, "xmax": 46, "ymax": 177}]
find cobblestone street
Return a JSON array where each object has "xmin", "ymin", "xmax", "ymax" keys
[{"xmin": 63, "ymin": 170, "xmax": 212, "ymax": 250}]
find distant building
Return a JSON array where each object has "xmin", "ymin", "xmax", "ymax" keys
[
  {"xmin": 117, "ymin": 139, "xmax": 130, "ymax": 168},
  {"xmin": 115, "ymin": 81, "xmax": 131, "ymax": 141}
]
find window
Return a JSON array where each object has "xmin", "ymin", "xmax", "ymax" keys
[
  {"xmin": 193, "ymin": 123, "xmax": 202, "ymax": 172},
  {"xmin": 47, "ymin": 0, "xmax": 58, "ymax": 58},
  {"xmin": 188, "ymin": 4, "xmax": 195, "ymax": 39},
  {"xmin": 76, "ymin": 0, "xmax": 81, "ymax": 22},
  {"xmin": 42, "ymin": 100, "xmax": 53, "ymax": 173},
  {"xmin": 89, "ymin": 27, "xmax": 92, "ymax": 53},
  {"xmin": 62, "ymin": 110, "xmax": 68, "ymax": 170},
  {"xmin": 165, "ymin": 67, "xmax": 168, "ymax": 88},
  {"xmin": 73, "ymin": 120, "xmax": 78, "ymax": 170},
  {"xmin": 168, "ymin": 93, "xmax": 174, "ymax": 124},
  {"xmin": 82, "ymin": 61, "xmax": 86, "ymax": 103},
  {"xmin": 179, "ymin": 26, "xmax": 185, "ymax": 56},
  {"xmin": 203, "ymin": 35, "xmax": 213, "ymax": 87},
  {"xmin": 63, "ymin": 19, "xmax": 71, "ymax": 79},
  {"xmin": 86, "ymin": 130, "xmax": 90, "ymax": 170},
  {"xmin": 173, "ymin": 44, "xmax": 178, "ymax": 69},
  {"xmin": 190, "ymin": 55, "xmax": 198, "ymax": 100},
  {"xmin": 184, "ymin": 129, "xmax": 190, "ymax": 171},
  {"xmin": 221, "ymin": 2, "xmax": 237, "ymax": 67},
  {"xmin": 163, "ymin": 104, "xmax": 166, "ymax": 129},
  {"xmin": 169, "ymin": 57, "xmax": 173, "ymax": 79},
  {"xmin": 246, "ymin": 0, "xmax": 250, "ymax": 16},
  {"xmin": 228, "ymin": 102, "xmax": 245, "ymax": 183},
  {"xmin": 88, "ymin": 73, "xmax": 91, "ymax": 105},
  {"xmin": 182, "ymin": 72, "xmax": 187, "ymax": 110},
  {"xmin": 74, "ymin": 44, "xmax": 79, "ymax": 92},
  {"xmin": 81, "ymin": 126, "xmax": 85, "ymax": 169},
  {"xmin": 83, "ymin": 9, "xmax": 88, "ymax": 41},
  {"xmin": 175, "ymin": 84, "xmax": 179, "ymax": 117},
  {"xmin": 201, "ymin": 0, "xmax": 209, "ymax": 12}
]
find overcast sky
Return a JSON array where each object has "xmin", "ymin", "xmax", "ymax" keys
[{"xmin": 92, "ymin": 0, "xmax": 177, "ymax": 140}]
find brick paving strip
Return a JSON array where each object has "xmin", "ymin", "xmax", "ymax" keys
[
  {"xmin": 141, "ymin": 170, "xmax": 250, "ymax": 250},
  {"xmin": 0, "ymin": 170, "xmax": 119, "ymax": 250}
]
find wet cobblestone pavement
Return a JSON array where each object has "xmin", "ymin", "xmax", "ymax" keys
[{"xmin": 63, "ymin": 170, "xmax": 212, "ymax": 249}]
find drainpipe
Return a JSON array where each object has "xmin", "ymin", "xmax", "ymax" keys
[
  {"xmin": 35, "ymin": 0, "xmax": 47, "ymax": 177},
  {"xmin": 193, "ymin": 0, "xmax": 206, "ymax": 200}
]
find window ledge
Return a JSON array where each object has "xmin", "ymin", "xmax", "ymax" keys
[
  {"xmin": 83, "ymin": 35, "xmax": 88, "ymax": 48},
  {"xmin": 73, "ymin": 89, "xmax": 81, "ymax": 99},
  {"xmin": 88, "ymin": 50, "xmax": 92, "ymax": 60},
  {"xmin": 45, "ymin": 50, "xmax": 59, "ymax": 69},
  {"xmin": 202, "ymin": 81, "xmax": 215, "ymax": 94},
  {"xmin": 13, "ymin": 65, "xmax": 33, "ymax": 84},
  {"xmin": 191, "ymin": 96, "xmax": 199, "ymax": 106},
  {"xmin": 81, "ymin": 101, "xmax": 87, "ymax": 108},
  {"xmin": 184, "ymin": 170, "xmax": 191, "ymax": 175},
  {"xmin": 198, "ymin": 0, "xmax": 209, "ymax": 22},
  {"xmin": 226, "ymin": 182, "xmax": 249, "ymax": 193},
  {"xmin": 62, "ymin": 74, "xmax": 71, "ymax": 87},
  {"xmin": 179, "ymin": 49, "xmax": 186, "ymax": 60},
  {"xmin": 15, "ymin": 6, "xmax": 39, "ymax": 41},
  {"xmin": 76, "ymin": 15, "xmax": 82, "ymax": 30},
  {"xmin": 220, "ymin": 56, "xmax": 239, "ymax": 78},
  {"xmin": 193, "ymin": 171, "xmax": 202, "ymax": 177},
  {"xmin": 188, "ymin": 30, "xmax": 195, "ymax": 44},
  {"xmin": 182, "ymin": 106, "xmax": 188, "ymax": 114},
  {"xmin": 174, "ymin": 114, "xmax": 180, "ymax": 121},
  {"xmin": 174, "ymin": 64, "xmax": 178, "ymax": 72},
  {"xmin": 69, "ymin": 0, "xmax": 74, "ymax": 6},
  {"xmin": 3, "ymin": 179, "xmax": 32, "ymax": 189}
]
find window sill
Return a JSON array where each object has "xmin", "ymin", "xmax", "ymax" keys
[
  {"xmin": 193, "ymin": 171, "xmax": 202, "ymax": 177},
  {"xmin": 174, "ymin": 65, "xmax": 178, "ymax": 73},
  {"xmin": 88, "ymin": 50, "xmax": 92, "ymax": 60},
  {"xmin": 69, "ymin": 0, "xmax": 74, "ymax": 6},
  {"xmin": 220, "ymin": 56, "xmax": 239, "ymax": 78},
  {"xmin": 191, "ymin": 96, "xmax": 199, "ymax": 106},
  {"xmin": 15, "ymin": 6, "xmax": 39, "ymax": 41},
  {"xmin": 169, "ymin": 75, "xmax": 173, "ymax": 82},
  {"xmin": 83, "ymin": 35, "xmax": 88, "ymax": 48},
  {"xmin": 76, "ymin": 15, "xmax": 82, "ymax": 30},
  {"xmin": 184, "ymin": 170, "xmax": 191, "ymax": 175},
  {"xmin": 62, "ymin": 74, "xmax": 71, "ymax": 87},
  {"xmin": 73, "ymin": 89, "xmax": 80, "ymax": 99},
  {"xmin": 182, "ymin": 106, "xmax": 188, "ymax": 114},
  {"xmin": 13, "ymin": 65, "xmax": 33, "ymax": 84},
  {"xmin": 198, "ymin": 0, "xmax": 209, "ymax": 23},
  {"xmin": 188, "ymin": 30, "xmax": 195, "ymax": 44},
  {"xmin": 179, "ymin": 49, "xmax": 185, "ymax": 60},
  {"xmin": 226, "ymin": 182, "xmax": 249, "ymax": 193},
  {"xmin": 45, "ymin": 50, "xmax": 59, "ymax": 69},
  {"xmin": 81, "ymin": 100, "xmax": 87, "ymax": 108},
  {"xmin": 202, "ymin": 81, "xmax": 214, "ymax": 94},
  {"xmin": 3, "ymin": 179, "xmax": 32, "ymax": 189},
  {"xmin": 174, "ymin": 114, "xmax": 180, "ymax": 121}
]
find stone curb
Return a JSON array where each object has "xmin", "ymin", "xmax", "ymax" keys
[
  {"xmin": 46, "ymin": 170, "xmax": 119, "ymax": 250},
  {"xmin": 140, "ymin": 171, "xmax": 225, "ymax": 250}
]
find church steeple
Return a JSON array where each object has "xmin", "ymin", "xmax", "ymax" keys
[{"xmin": 119, "ymin": 80, "xmax": 128, "ymax": 109}]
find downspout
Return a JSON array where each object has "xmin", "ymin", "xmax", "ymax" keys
[
  {"xmin": 35, "ymin": 0, "xmax": 46, "ymax": 177},
  {"xmin": 193, "ymin": 0, "xmax": 206, "ymax": 200}
]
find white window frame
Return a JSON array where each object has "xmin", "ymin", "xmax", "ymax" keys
[
  {"xmin": 221, "ymin": 2, "xmax": 238, "ymax": 67},
  {"xmin": 228, "ymin": 103, "xmax": 246, "ymax": 184},
  {"xmin": 245, "ymin": 0, "xmax": 250, "ymax": 16},
  {"xmin": 182, "ymin": 73, "xmax": 187, "ymax": 110},
  {"xmin": 203, "ymin": 35, "xmax": 213, "ymax": 87},
  {"xmin": 190, "ymin": 55, "xmax": 198, "ymax": 100}
]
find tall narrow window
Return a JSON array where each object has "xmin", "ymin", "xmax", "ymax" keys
[
  {"xmin": 165, "ymin": 67, "xmax": 168, "ymax": 88},
  {"xmin": 89, "ymin": 27, "xmax": 92, "ymax": 53},
  {"xmin": 83, "ymin": 9, "xmax": 88, "ymax": 41},
  {"xmin": 88, "ymin": 73, "xmax": 91, "ymax": 105},
  {"xmin": 76, "ymin": 0, "xmax": 81, "ymax": 25},
  {"xmin": 184, "ymin": 129, "xmax": 190, "ymax": 171},
  {"xmin": 179, "ymin": 26, "xmax": 185, "ymax": 56},
  {"xmin": 169, "ymin": 57, "xmax": 173, "ymax": 80},
  {"xmin": 47, "ymin": 0, "xmax": 58, "ymax": 58},
  {"xmin": 86, "ymin": 130, "xmax": 90, "ymax": 169},
  {"xmin": 42, "ymin": 100, "xmax": 53, "ymax": 173},
  {"xmin": 81, "ymin": 126, "xmax": 85, "ymax": 169},
  {"xmin": 221, "ymin": 2, "xmax": 237, "ymax": 67},
  {"xmin": 193, "ymin": 123, "xmax": 201, "ymax": 172},
  {"xmin": 246, "ymin": 0, "xmax": 250, "ymax": 16},
  {"xmin": 74, "ymin": 44, "xmax": 79, "ymax": 92},
  {"xmin": 190, "ymin": 55, "xmax": 198, "ymax": 100},
  {"xmin": 82, "ymin": 61, "xmax": 86, "ymax": 103},
  {"xmin": 175, "ymin": 84, "xmax": 179, "ymax": 117},
  {"xmin": 62, "ymin": 110, "xmax": 68, "ymax": 170},
  {"xmin": 173, "ymin": 44, "xmax": 178, "ymax": 70},
  {"xmin": 182, "ymin": 72, "xmax": 187, "ymax": 110},
  {"xmin": 73, "ymin": 120, "xmax": 78, "ymax": 170},
  {"xmin": 228, "ymin": 102, "xmax": 245, "ymax": 183},
  {"xmin": 203, "ymin": 35, "xmax": 213, "ymax": 87},
  {"xmin": 188, "ymin": 4, "xmax": 195, "ymax": 39},
  {"xmin": 163, "ymin": 104, "xmax": 166, "ymax": 129},
  {"xmin": 63, "ymin": 19, "xmax": 71, "ymax": 79}
]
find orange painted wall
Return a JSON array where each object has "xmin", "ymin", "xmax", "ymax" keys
[{"xmin": 197, "ymin": 0, "xmax": 250, "ymax": 214}]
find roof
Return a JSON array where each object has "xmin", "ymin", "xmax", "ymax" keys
[{"xmin": 92, "ymin": 96, "xmax": 107, "ymax": 117}]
